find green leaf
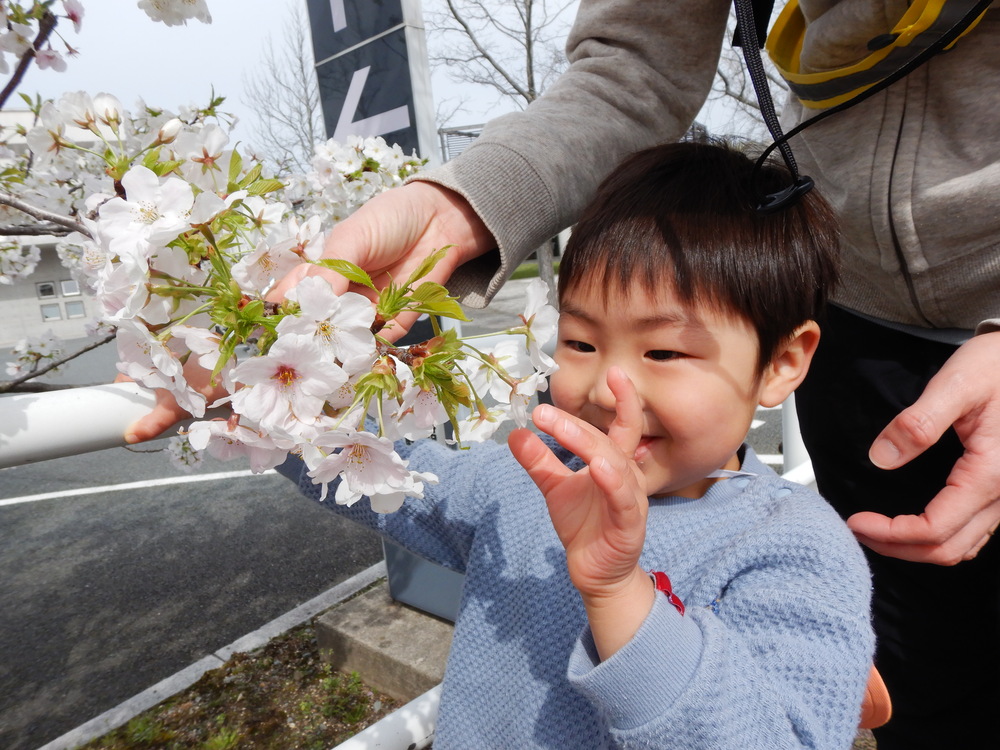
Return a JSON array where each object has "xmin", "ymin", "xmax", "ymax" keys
[
  {"xmin": 409, "ymin": 281, "xmax": 449, "ymax": 304},
  {"xmin": 376, "ymin": 282, "xmax": 409, "ymax": 321},
  {"xmin": 403, "ymin": 247, "xmax": 451, "ymax": 288},
  {"xmin": 408, "ymin": 282, "xmax": 470, "ymax": 321},
  {"xmin": 410, "ymin": 299, "xmax": 471, "ymax": 322},
  {"xmin": 227, "ymin": 149, "xmax": 243, "ymax": 190},
  {"xmin": 241, "ymin": 162, "xmax": 263, "ymax": 185},
  {"xmin": 245, "ymin": 178, "xmax": 285, "ymax": 196},
  {"xmin": 315, "ymin": 259, "xmax": 377, "ymax": 290},
  {"xmin": 211, "ymin": 336, "xmax": 238, "ymax": 385}
]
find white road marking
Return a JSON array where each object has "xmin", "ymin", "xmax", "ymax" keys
[{"xmin": 0, "ymin": 469, "xmax": 276, "ymax": 508}]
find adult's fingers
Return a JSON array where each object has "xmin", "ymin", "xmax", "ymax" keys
[
  {"xmin": 869, "ymin": 333, "xmax": 1000, "ymax": 470},
  {"xmin": 122, "ymin": 386, "xmax": 189, "ymax": 444},
  {"xmin": 847, "ymin": 473, "xmax": 1000, "ymax": 565}
]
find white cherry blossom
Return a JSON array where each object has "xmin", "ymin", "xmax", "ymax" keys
[
  {"xmin": 166, "ymin": 434, "xmax": 203, "ymax": 472},
  {"xmin": 231, "ymin": 239, "xmax": 304, "ymax": 296},
  {"xmin": 186, "ymin": 419, "xmax": 291, "ymax": 474},
  {"xmin": 138, "ymin": 0, "xmax": 212, "ymax": 26},
  {"xmin": 98, "ymin": 166, "xmax": 195, "ymax": 256},
  {"xmin": 516, "ymin": 278, "xmax": 559, "ymax": 375},
  {"xmin": 306, "ymin": 429, "xmax": 439, "ymax": 510},
  {"xmin": 277, "ymin": 276, "xmax": 376, "ymax": 370},
  {"xmin": 230, "ymin": 335, "xmax": 348, "ymax": 433}
]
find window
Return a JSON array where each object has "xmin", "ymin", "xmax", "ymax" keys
[
  {"xmin": 65, "ymin": 300, "xmax": 86, "ymax": 319},
  {"xmin": 36, "ymin": 281, "xmax": 57, "ymax": 299},
  {"xmin": 40, "ymin": 303, "xmax": 62, "ymax": 321},
  {"xmin": 60, "ymin": 278, "xmax": 81, "ymax": 296}
]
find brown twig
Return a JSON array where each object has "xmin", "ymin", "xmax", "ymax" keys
[
  {"xmin": 0, "ymin": 331, "xmax": 116, "ymax": 393},
  {"xmin": 0, "ymin": 223, "xmax": 75, "ymax": 236},
  {"xmin": 0, "ymin": 10, "xmax": 58, "ymax": 111},
  {"xmin": 0, "ymin": 191, "xmax": 91, "ymax": 237}
]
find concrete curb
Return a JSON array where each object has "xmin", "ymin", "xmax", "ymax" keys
[{"xmin": 37, "ymin": 561, "xmax": 387, "ymax": 750}]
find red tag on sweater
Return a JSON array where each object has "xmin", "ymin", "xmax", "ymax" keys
[{"xmin": 650, "ymin": 571, "xmax": 685, "ymax": 616}]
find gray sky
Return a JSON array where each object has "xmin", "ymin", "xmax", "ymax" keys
[
  {"xmin": 18, "ymin": 1, "xmax": 287, "ymax": 144},
  {"xmin": 16, "ymin": 0, "xmax": 515, "ymax": 150},
  {"xmin": 13, "ymin": 1, "xmax": 738, "ymax": 157}
]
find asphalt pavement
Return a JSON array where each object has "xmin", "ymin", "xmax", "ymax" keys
[
  {"xmin": 0, "ymin": 328, "xmax": 388, "ymax": 749},
  {"xmin": 0, "ymin": 278, "xmax": 784, "ymax": 749}
]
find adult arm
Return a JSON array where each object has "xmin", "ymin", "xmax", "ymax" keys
[
  {"xmin": 853, "ymin": 328, "xmax": 1000, "ymax": 565},
  {"xmin": 280, "ymin": 0, "xmax": 733, "ymax": 310}
]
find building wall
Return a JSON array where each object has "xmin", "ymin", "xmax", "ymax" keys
[
  {"xmin": 0, "ymin": 243, "xmax": 95, "ymax": 348},
  {"xmin": 2, "ymin": 112, "xmax": 99, "ymax": 350}
]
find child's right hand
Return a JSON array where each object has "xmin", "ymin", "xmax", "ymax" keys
[
  {"xmin": 508, "ymin": 367, "xmax": 657, "ymax": 659},
  {"xmin": 118, "ymin": 357, "xmax": 226, "ymax": 444}
]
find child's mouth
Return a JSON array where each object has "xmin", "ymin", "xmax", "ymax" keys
[{"xmin": 634, "ymin": 435, "xmax": 656, "ymax": 460}]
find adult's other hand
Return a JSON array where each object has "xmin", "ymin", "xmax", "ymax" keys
[{"xmin": 849, "ymin": 331, "xmax": 1000, "ymax": 565}]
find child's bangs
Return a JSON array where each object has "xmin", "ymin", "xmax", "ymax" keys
[{"xmin": 558, "ymin": 213, "xmax": 692, "ymax": 306}]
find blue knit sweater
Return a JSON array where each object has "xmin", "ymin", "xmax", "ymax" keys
[{"xmin": 278, "ymin": 436, "xmax": 873, "ymax": 749}]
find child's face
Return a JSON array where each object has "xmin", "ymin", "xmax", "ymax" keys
[{"xmin": 550, "ymin": 280, "xmax": 772, "ymax": 499}]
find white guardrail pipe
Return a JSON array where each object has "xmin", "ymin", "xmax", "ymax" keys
[
  {"xmin": 0, "ymin": 382, "xmax": 157, "ymax": 469},
  {"xmin": 331, "ymin": 684, "xmax": 439, "ymax": 750}
]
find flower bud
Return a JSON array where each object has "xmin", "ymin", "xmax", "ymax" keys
[{"xmin": 156, "ymin": 117, "xmax": 183, "ymax": 145}]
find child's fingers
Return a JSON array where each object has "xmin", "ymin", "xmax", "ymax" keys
[
  {"xmin": 508, "ymin": 427, "xmax": 574, "ymax": 496},
  {"xmin": 530, "ymin": 404, "xmax": 640, "ymax": 504},
  {"xmin": 605, "ymin": 367, "xmax": 643, "ymax": 458},
  {"xmin": 588, "ymin": 451, "xmax": 647, "ymax": 520}
]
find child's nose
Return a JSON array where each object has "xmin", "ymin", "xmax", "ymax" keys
[{"xmin": 587, "ymin": 365, "xmax": 620, "ymax": 412}]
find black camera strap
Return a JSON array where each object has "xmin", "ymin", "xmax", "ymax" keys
[{"xmin": 731, "ymin": 0, "xmax": 993, "ymax": 213}]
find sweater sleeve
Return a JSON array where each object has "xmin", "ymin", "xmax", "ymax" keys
[
  {"xmin": 566, "ymin": 493, "xmax": 874, "ymax": 750},
  {"xmin": 276, "ymin": 436, "xmax": 512, "ymax": 574},
  {"xmin": 413, "ymin": 0, "xmax": 733, "ymax": 307}
]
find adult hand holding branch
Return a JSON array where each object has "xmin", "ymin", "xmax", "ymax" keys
[{"xmin": 270, "ymin": 181, "xmax": 495, "ymax": 339}]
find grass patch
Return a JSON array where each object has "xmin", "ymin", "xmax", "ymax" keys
[
  {"xmin": 510, "ymin": 260, "xmax": 560, "ymax": 280},
  {"xmin": 82, "ymin": 622, "xmax": 398, "ymax": 750}
]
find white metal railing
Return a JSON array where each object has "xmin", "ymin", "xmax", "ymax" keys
[
  {"xmin": 331, "ymin": 684, "xmax": 439, "ymax": 750},
  {"xmin": 0, "ymin": 382, "xmax": 157, "ymax": 469}
]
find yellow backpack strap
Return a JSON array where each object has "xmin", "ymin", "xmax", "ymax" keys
[{"xmin": 767, "ymin": 0, "xmax": 991, "ymax": 109}]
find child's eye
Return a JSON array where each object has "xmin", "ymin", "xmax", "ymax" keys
[
  {"xmin": 646, "ymin": 350, "xmax": 681, "ymax": 361},
  {"xmin": 563, "ymin": 340, "xmax": 596, "ymax": 353}
]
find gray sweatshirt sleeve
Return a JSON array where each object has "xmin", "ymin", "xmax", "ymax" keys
[{"xmin": 414, "ymin": 0, "xmax": 733, "ymax": 306}]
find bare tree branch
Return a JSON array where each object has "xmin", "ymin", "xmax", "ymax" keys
[
  {"xmin": 0, "ymin": 223, "xmax": 75, "ymax": 236},
  {"xmin": 443, "ymin": 0, "xmax": 533, "ymax": 102},
  {"xmin": 0, "ymin": 331, "xmax": 116, "ymax": 394},
  {"xmin": 0, "ymin": 191, "xmax": 91, "ymax": 236},
  {"xmin": 427, "ymin": 0, "xmax": 573, "ymax": 113},
  {"xmin": 0, "ymin": 10, "xmax": 58, "ymax": 110},
  {"xmin": 241, "ymin": 3, "xmax": 323, "ymax": 174},
  {"xmin": 705, "ymin": 5, "xmax": 789, "ymax": 137}
]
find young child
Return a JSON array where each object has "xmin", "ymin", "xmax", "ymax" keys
[{"xmin": 278, "ymin": 139, "xmax": 874, "ymax": 749}]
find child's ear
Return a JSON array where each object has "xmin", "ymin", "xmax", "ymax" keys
[{"xmin": 758, "ymin": 321, "xmax": 821, "ymax": 408}]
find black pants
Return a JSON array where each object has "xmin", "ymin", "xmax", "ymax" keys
[{"xmin": 796, "ymin": 305, "xmax": 1000, "ymax": 749}]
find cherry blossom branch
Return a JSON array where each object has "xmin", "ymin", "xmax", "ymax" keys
[
  {"xmin": 0, "ymin": 191, "xmax": 91, "ymax": 237},
  {"xmin": 0, "ymin": 223, "xmax": 76, "ymax": 236},
  {"xmin": 0, "ymin": 331, "xmax": 116, "ymax": 394},
  {"xmin": 0, "ymin": 10, "xmax": 58, "ymax": 111}
]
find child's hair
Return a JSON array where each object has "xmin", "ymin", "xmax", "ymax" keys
[{"xmin": 557, "ymin": 138, "xmax": 840, "ymax": 371}]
